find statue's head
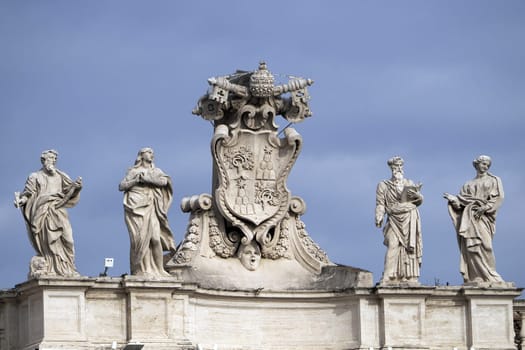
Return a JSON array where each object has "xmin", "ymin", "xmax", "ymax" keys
[
  {"xmin": 237, "ymin": 240, "xmax": 261, "ymax": 271},
  {"xmin": 40, "ymin": 149, "xmax": 58, "ymax": 174},
  {"xmin": 249, "ymin": 61, "xmax": 274, "ymax": 98},
  {"xmin": 387, "ymin": 156, "xmax": 404, "ymax": 179},
  {"xmin": 473, "ymin": 155, "xmax": 491, "ymax": 172},
  {"xmin": 134, "ymin": 147, "xmax": 155, "ymax": 167},
  {"xmin": 40, "ymin": 149, "xmax": 58, "ymax": 164}
]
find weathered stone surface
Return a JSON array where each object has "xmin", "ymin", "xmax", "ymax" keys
[
  {"xmin": 514, "ymin": 299, "xmax": 525, "ymax": 349},
  {"xmin": 170, "ymin": 256, "xmax": 373, "ymax": 291},
  {"xmin": 0, "ymin": 278, "xmax": 521, "ymax": 349}
]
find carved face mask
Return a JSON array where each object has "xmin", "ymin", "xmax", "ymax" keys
[{"xmin": 238, "ymin": 243, "xmax": 261, "ymax": 271}]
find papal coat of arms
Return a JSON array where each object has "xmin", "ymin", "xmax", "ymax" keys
[{"xmin": 171, "ymin": 62, "xmax": 331, "ymax": 273}]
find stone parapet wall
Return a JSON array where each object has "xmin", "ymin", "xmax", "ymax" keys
[
  {"xmin": 0, "ymin": 278, "xmax": 522, "ymax": 350},
  {"xmin": 515, "ymin": 299, "xmax": 525, "ymax": 350}
]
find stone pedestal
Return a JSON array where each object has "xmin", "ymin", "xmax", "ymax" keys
[
  {"xmin": 377, "ymin": 286, "xmax": 521, "ymax": 350},
  {"xmin": 0, "ymin": 277, "xmax": 521, "ymax": 350},
  {"xmin": 514, "ymin": 299, "xmax": 525, "ymax": 350},
  {"xmin": 378, "ymin": 287, "xmax": 432, "ymax": 349},
  {"xmin": 466, "ymin": 288, "xmax": 517, "ymax": 350}
]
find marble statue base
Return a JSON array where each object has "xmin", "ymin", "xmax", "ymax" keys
[{"xmin": 0, "ymin": 275, "xmax": 521, "ymax": 350}]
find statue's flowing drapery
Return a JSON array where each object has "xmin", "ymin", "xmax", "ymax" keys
[
  {"xmin": 376, "ymin": 179, "xmax": 422, "ymax": 281},
  {"xmin": 447, "ymin": 173, "xmax": 504, "ymax": 283},
  {"xmin": 121, "ymin": 167, "xmax": 175, "ymax": 276},
  {"xmin": 21, "ymin": 170, "xmax": 80, "ymax": 276}
]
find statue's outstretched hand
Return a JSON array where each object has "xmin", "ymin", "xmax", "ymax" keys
[
  {"xmin": 443, "ymin": 193, "xmax": 461, "ymax": 209},
  {"xmin": 74, "ymin": 177, "xmax": 83, "ymax": 189},
  {"xmin": 14, "ymin": 192, "xmax": 27, "ymax": 208}
]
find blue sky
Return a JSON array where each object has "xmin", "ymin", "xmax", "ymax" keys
[{"xmin": 1, "ymin": 1, "xmax": 524, "ymax": 293}]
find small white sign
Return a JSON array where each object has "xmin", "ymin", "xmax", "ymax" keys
[{"xmin": 104, "ymin": 258, "xmax": 114, "ymax": 268}]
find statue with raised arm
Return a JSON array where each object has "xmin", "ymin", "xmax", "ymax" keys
[
  {"xmin": 14, "ymin": 150, "xmax": 82, "ymax": 277},
  {"xmin": 119, "ymin": 147, "xmax": 176, "ymax": 277},
  {"xmin": 375, "ymin": 156, "xmax": 423, "ymax": 285},
  {"xmin": 444, "ymin": 155, "xmax": 506, "ymax": 285}
]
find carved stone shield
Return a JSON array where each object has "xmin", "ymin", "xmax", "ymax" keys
[{"xmin": 213, "ymin": 128, "xmax": 301, "ymax": 241}]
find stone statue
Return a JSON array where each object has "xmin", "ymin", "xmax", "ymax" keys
[
  {"xmin": 14, "ymin": 150, "xmax": 82, "ymax": 277},
  {"xmin": 444, "ymin": 155, "xmax": 506, "ymax": 285},
  {"xmin": 119, "ymin": 147, "xmax": 176, "ymax": 277},
  {"xmin": 375, "ymin": 156, "xmax": 423, "ymax": 285}
]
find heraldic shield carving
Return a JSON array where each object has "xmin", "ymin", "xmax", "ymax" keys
[
  {"xmin": 213, "ymin": 126, "xmax": 301, "ymax": 243},
  {"xmin": 195, "ymin": 61, "xmax": 312, "ymax": 244},
  {"xmin": 171, "ymin": 61, "xmax": 333, "ymax": 274}
]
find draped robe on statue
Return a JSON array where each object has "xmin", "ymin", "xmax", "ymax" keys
[
  {"xmin": 20, "ymin": 169, "xmax": 80, "ymax": 276},
  {"xmin": 120, "ymin": 167, "xmax": 176, "ymax": 276},
  {"xmin": 447, "ymin": 173, "xmax": 504, "ymax": 283},
  {"xmin": 376, "ymin": 179, "xmax": 422, "ymax": 282}
]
